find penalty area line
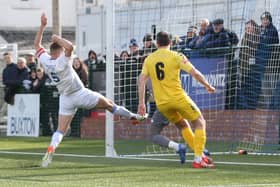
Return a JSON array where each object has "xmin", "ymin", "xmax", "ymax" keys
[{"xmin": 0, "ymin": 151, "xmax": 280, "ymax": 167}]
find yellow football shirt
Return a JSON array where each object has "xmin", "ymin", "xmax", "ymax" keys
[{"xmin": 141, "ymin": 48, "xmax": 194, "ymax": 106}]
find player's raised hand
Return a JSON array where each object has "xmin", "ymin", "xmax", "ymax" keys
[
  {"xmin": 51, "ymin": 34, "xmax": 61, "ymax": 43},
  {"xmin": 41, "ymin": 13, "xmax": 47, "ymax": 27},
  {"xmin": 138, "ymin": 103, "xmax": 146, "ymax": 116},
  {"xmin": 206, "ymin": 85, "xmax": 215, "ymax": 93}
]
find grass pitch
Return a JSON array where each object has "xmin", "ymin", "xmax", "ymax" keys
[{"xmin": 0, "ymin": 137, "xmax": 279, "ymax": 187}]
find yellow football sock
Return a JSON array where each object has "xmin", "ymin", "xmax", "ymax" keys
[
  {"xmin": 181, "ymin": 127, "xmax": 195, "ymax": 151},
  {"xmin": 194, "ymin": 129, "xmax": 206, "ymax": 158}
]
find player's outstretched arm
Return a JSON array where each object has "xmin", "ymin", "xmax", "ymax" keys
[
  {"xmin": 178, "ymin": 55, "xmax": 215, "ymax": 93},
  {"xmin": 138, "ymin": 74, "xmax": 149, "ymax": 115},
  {"xmin": 189, "ymin": 67, "xmax": 215, "ymax": 93},
  {"xmin": 34, "ymin": 13, "xmax": 47, "ymax": 51},
  {"xmin": 51, "ymin": 35, "xmax": 74, "ymax": 57}
]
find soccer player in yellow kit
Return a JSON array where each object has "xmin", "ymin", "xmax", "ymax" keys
[{"xmin": 138, "ymin": 31, "xmax": 215, "ymax": 168}]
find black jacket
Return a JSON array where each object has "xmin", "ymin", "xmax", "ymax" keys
[
  {"xmin": 2, "ymin": 63, "xmax": 18, "ymax": 87},
  {"xmin": 2, "ymin": 64, "xmax": 29, "ymax": 104}
]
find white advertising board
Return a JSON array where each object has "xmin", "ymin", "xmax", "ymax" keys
[{"xmin": 7, "ymin": 94, "xmax": 40, "ymax": 137}]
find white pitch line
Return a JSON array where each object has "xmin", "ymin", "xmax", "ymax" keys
[
  {"xmin": 206, "ymin": 183, "xmax": 280, "ymax": 187},
  {"xmin": 0, "ymin": 151, "xmax": 105, "ymax": 158},
  {"xmin": 0, "ymin": 151, "xmax": 280, "ymax": 167},
  {"xmin": 118, "ymin": 156, "xmax": 280, "ymax": 167}
]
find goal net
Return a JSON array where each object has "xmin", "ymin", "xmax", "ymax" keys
[{"xmin": 105, "ymin": 0, "xmax": 280, "ymax": 158}]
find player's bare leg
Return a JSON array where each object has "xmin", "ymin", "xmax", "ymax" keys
[
  {"xmin": 94, "ymin": 95, "xmax": 147, "ymax": 122},
  {"xmin": 42, "ymin": 115, "xmax": 73, "ymax": 168}
]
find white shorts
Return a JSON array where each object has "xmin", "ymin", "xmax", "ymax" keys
[{"xmin": 59, "ymin": 88, "xmax": 103, "ymax": 115}]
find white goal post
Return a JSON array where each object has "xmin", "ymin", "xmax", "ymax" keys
[{"xmin": 105, "ymin": 0, "xmax": 117, "ymax": 158}]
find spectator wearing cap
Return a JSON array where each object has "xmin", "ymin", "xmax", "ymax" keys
[
  {"xmin": 180, "ymin": 26, "xmax": 198, "ymax": 48},
  {"xmin": 84, "ymin": 50, "xmax": 98, "ymax": 66},
  {"xmin": 25, "ymin": 52, "xmax": 37, "ymax": 72},
  {"xmin": 141, "ymin": 33, "xmax": 157, "ymax": 55},
  {"xmin": 246, "ymin": 12, "xmax": 279, "ymax": 109},
  {"xmin": 200, "ymin": 18, "xmax": 230, "ymax": 48},
  {"xmin": 189, "ymin": 18, "xmax": 211, "ymax": 49},
  {"xmin": 129, "ymin": 38, "xmax": 142, "ymax": 57}
]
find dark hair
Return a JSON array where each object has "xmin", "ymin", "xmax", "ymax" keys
[
  {"xmin": 50, "ymin": 42, "xmax": 63, "ymax": 53},
  {"xmin": 143, "ymin": 33, "xmax": 153, "ymax": 42},
  {"xmin": 260, "ymin": 11, "xmax": 272, "ymax": 22},
  {"xmin": 73, "ymin": 57, "xmax": 88, "ymax": 73},
  {"xmin": 245, "ymin": 19, "xmax": 259, "ymax": 32},
  {"xmin": 156, "ymin": 31, "xmax": 171, "ymax": 46},
  {"xmin": 246, "ymin": 19, "xmax": 258, "ymax": 27},
  {"xmin": 120, "ymin": 50, "xmax": 129, "ymax": 57},
  {"xmin": 88, "ymin": 50, "xmax": 97, "ymax": 59},
  {"xmin": 3, "ymin": 52, "xmax": 11, "ymax": 56}
]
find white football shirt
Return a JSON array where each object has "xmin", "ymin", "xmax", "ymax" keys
[{"xmin": 36, "ymin": 48, "xmax": 84, "ymax": 95}]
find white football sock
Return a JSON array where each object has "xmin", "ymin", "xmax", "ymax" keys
[
  {"xmin": 194, "ymin": 156, "xmax": 202, "ymax": 163},
  {"xmin": 168, "ymin": 141, "xmax": 179, "ymax": 151},
  {"xmin": 50, "ymin": 131, "xmax": 64, "ymax": 149},
  {"xmin": 112, "ymin": 104, "xmax": 134, "ymax": 118}
]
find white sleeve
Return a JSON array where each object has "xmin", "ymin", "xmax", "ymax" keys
[
  {"xmin": 56, "ymin": 53, "xmax": 72, "ymax": 71},
  {"xmin": 36, "ymin": 48, "xmax": 50, "ymax": 67}
]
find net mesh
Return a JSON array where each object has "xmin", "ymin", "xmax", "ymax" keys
[{"xmin": 110, "ymin": 0, "xmax": 280, "ymax": 156}]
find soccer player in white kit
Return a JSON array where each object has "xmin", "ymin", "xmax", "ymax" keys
[{"xmin": 35, "ymin": 13, "xmax": 146, "ymax": 167}]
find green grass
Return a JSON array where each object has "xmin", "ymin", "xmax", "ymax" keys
[{"xmin": 0, "ymin": 137, "xmax": 280, "ymax": 187}]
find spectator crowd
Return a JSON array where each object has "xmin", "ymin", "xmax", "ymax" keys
[{"xmin": 2, "ymin": 11, "xmax": 280, "ymax": 109}]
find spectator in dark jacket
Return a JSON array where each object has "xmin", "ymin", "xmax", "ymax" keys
[
  {"xmin": 31, "ymin": 67, "xmax": 48, "ymax": 93},
  {"xmin": 73, "ymin": 57, "xmax": 89, "ymax": 87},
  {"xmin": 84, "ymin": 50, "xmax": 98, "ymax": 66},
  {"xmin": 246, "ymin": 12, "xmax": 279, "ymax": 109},
  {"xmin": 238, "ymin": 20, "xmax": 261, "ymax": 108},
  {"xmin": 189, "ymin": 19, "xmax": 211, "ymax": 49},
  {"xmin": 199, "ymin": 18, "xmax": 230, "ymax": 48},
  {"xmin": 141, "ymin": 33, "xmax": 157, "ymax": 55},
  {"xmin": 2, "ymin": 54, "xmax": 29, "ymax": 104},
  {"xmin": 256, "ymin": 12, "xmax": 279, "ymax": 59},
  {"xmin": 25, "ymin": 52, "xmax": 37, "ymax": 72},
  {"xmin": 2, "ymin": 52, "xmax": 17, "ymax": 104},
  {"xmin": 179, "ymin": 26, "xmax": 197, "ymax": 48},
  {"xmin": 17, "ymin": 58, "xmax": 29, "ymax": 79},
  {"xmin": 239, "ymin": 20, "xmax": 260, "ymax": 83}
]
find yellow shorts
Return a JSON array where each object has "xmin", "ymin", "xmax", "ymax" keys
[{"xmin": 157, "ymin": 95, "xmax": 201, "ymax": 123}]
